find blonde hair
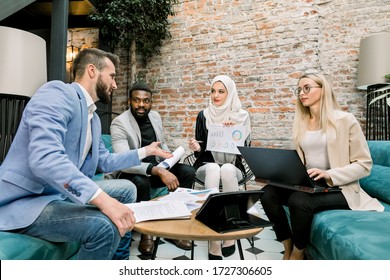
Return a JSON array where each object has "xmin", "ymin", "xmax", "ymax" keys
[{"xmin": 292, "ymin": 73, "xmax": 341, "ymax": 147}]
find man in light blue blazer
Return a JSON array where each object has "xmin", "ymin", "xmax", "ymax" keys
[{"xmin": 0, "ymin": 48, "xmax": 171, "ymax": 260}]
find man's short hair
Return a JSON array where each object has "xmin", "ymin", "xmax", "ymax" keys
[
  {"xmin": 73, "ymin": 48, "xmax": 119, "ymax": 80},
  {"xmin": 128, "ymin": 82, "xmax": 153, "ymax": 99}
]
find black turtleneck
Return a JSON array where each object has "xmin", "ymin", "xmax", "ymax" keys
[{"xmin": 136, "ymin": 116, "xmax": 158, "ymax": 165}]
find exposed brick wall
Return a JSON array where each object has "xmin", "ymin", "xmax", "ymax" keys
[{"xmin": 108, "ymin": 0, "xmax": 390, "ymax": 152}]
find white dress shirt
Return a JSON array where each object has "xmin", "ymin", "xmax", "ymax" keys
[{"xmin": 77, "ymin": 84, "xmax": 102, "ymax": 202}]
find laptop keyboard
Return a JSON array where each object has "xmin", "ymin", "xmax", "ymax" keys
[
  {"xmin": 309, "ymin": 177, "xmax": 328, "ymax": 188},
  {"xmin": 297, "ymin": 185, "xmax": 316, "ymax": 192}
]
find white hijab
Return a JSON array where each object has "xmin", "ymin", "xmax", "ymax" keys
[{"xmin": 203, "ymin": 75, "xmax": 250, "ymax": 163}]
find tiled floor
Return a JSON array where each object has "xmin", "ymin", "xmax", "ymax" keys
[{"xmin": 129, "ymin": 189, "xmax": 284, "ymax": 260}]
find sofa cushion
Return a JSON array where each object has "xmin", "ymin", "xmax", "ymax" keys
[
  {"xmin": 309, "ymin": 208, "xmax": 390, "ymax": 260},
  {"xmin": 0, "ymin": 231, "xmax": 79, "ymax": 260},
  {"xmin": 101, "ymin": 134, "xmax": 113, "ymax": 153},
  {"xmin": 360, "ymin": 164, "xmax": 390, "ymax": 204},
  {"xmin": 150, "ymin": 187, "xmax": 169, "ymax": 199},
  {"xmin": 367, "ymin": 141, "xmax": 390, "ymax": 167}
]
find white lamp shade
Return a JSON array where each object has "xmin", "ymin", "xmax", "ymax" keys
[
  {"xmin": 0, "ymin": 26, "xmax": 47, "ymax": 97},
  {"xmin": 357, "ymin": 33, "xmax": 390, "ymax": 90}
]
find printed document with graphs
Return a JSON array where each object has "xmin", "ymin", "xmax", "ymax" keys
[
  {"xmin": 125, "ymin": 200, "xmax": 192, "ymax": 223},
  {"xmin": 206, "ymin": 124, "xmax": 246, "ymax": 154}
]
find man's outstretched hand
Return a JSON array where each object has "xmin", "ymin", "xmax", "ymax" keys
[{"xmin": 145, "ymin": 142, "xmax": 173, "ymax": 159}]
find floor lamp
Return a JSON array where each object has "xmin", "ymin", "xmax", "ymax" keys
[
  {"xmin": 357, "ymin": 33, "xmax": 390, "ymax": 140},
  {"xmin": 0, "ymin": 26, "xmax": 47, "ymax": 162}
]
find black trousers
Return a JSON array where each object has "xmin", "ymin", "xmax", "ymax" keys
[
  {"xmin": 119, "ymin": 163, "xmax": 195, "ymax": 202},
  {"xmin": 260, "ymin": 185, "xmax": 349, "ymax": 249}
]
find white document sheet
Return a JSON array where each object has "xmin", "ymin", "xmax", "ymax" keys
[
  {"xmin": 157, "ymin": 146, "xmax": 185, "ymax": 169},
  {"xmin": 158, "ymin": 187, "xmax": 220, "ymax": 202},
  {"xmin": 157, "ymin": 191, "xmax": 200, "ymax": 203},
  {"xmin": 126, "ymin": 200, "xmax": 192, "ymax": 223},
  {"xmin": 206, "ymin": 124, "xmax": 246, "ymax": 154}
]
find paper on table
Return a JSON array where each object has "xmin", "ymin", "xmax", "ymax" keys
[
  {"xmin": 126, "ymin": 200, "xmax": 192, "ymax": 223},
  {"xmin": 157, "ymin": 146, "xmax": 185, "ymax": 170},
  {"xmin": 247, "ymin": 204, "xmax": 261, "ymax": 217},
  {"xmin": 157, "ymin": 191, "xmax": 199, "ymax": 203},
  {"xmin": 159, "ymin": 187, "xmax": 220, "ymax": 202},
  {"xmin": 185, "ymin": 202, "xmax": 203, "ymax": 212},
  {"xmin": 189, "ymin": 188, "xmax": 220, "ymax": 201}
]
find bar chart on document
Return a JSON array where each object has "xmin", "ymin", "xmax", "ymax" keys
[{"xmin": 206, "ymin": 124, "xmax": 246, "ymax": 154}]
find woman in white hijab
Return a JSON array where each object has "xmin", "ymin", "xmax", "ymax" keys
[{"xmin": 188, "ymin": 75, "xmax": 251, "ymax": 260}]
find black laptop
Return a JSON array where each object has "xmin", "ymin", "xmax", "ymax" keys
[
  {"xmin": 238, "ymin": 146, "xmax": 341, "ymax": 194},
  {"xmin": 195, "ymin": 190, "xmax": 272, "ymax": 233}
]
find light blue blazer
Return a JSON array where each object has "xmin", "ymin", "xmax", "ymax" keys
[{"xmin": 0, "ymin": 81, "xmax": 140, "ymax": 230}]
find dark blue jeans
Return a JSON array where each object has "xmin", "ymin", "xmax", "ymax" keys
[{"xmin": 17, "ymin": 179, "xmax": 137, "ymax": 260}]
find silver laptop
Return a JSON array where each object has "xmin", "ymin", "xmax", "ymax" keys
[{"xmin": 238, "ymin": 146, "xmax": 341, "ymax": 194}]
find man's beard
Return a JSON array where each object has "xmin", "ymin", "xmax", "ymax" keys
[
  {"xmin": 131, "ymin": 106, "xmax": 150, "ymax": 120},
  {"xmin": 96, "ymin": 76, "xmax": 111, "ymax": 104}
]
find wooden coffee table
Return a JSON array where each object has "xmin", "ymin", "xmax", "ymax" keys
[{"xmin": 134, "ymin": 207, "xmax": 263, "ymax": 260}]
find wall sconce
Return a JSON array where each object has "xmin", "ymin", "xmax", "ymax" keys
[
  {"xmin": 66, "ymin": 45, "xmax": 80, "ymax": 82},
  {"xmin": 357, "ymin": 33, "xmax": 390, "ymax": 90},
  {"xmin": 66, "ymin": 45, "xmax": 80, "ymax": 63}
]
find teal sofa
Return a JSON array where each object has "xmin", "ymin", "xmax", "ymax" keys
[
  {"xmin": 306, "ymin": 141, "xmax": 390, "ymax": 260},
  {"xmin": 0, "ymin": 233, "xmax": 80, "ymax": 260},
  {"xmin": 0, "ymin": 134, "xmax": 168, "ymax": 260}
]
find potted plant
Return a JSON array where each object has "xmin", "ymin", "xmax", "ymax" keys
[{"xmin": 89, "ymin": 0, "xmax": 178, "ymax": 86}]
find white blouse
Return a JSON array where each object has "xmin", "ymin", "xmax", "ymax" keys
[{"xmin": 300, "ymin": 130, "xmax": 330, "ymax": 170}]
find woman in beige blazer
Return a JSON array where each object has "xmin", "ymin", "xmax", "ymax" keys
[{"xmin": 260, "ymin": 73, "xmax": 384, "ymax": 260}]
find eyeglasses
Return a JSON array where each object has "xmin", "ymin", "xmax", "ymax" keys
[
  {"xmin": 131, "ymin": 98, "xmax": 152, "ymax": 104},
  {"xmin": 293, "ymin": 85, "xmax": 322, "ymax": 96}
]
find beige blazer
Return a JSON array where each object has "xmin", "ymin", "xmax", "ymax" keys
[{"xmin": 297, "ymin": 111, "xmax": 384, "ymax": 212}]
